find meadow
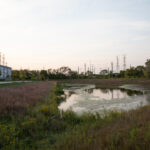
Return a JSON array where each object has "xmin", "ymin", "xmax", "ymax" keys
[
  {"xmin": 0, "ymin": 79, "xmax": 150, "ymax": 150},
  {"xmin": 0, "ymin": 81, "xmax": 54, "ymax": 113}
]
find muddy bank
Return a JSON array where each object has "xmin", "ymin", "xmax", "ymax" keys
[{"xmin": 59, "ymin": 79, "xmax": 150, "ymax": 89}]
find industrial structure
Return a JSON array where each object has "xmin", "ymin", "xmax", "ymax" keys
[
  {"xmin": 76, "ymin": 54, "xmax": 127, "ymax": 75},
  {"xmin": 0, "ymin": 52, "xmax": 12, "ymax": 80},
  {"xmin": 0, "ymin": 65, "xmax": 12, "ymax": 80}
]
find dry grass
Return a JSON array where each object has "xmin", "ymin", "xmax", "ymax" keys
[
  {"xmin": 0, "ymin": 81, "xmax": 55, "ymax": 113},
  {"xmin": 59, "ymin": 78, "xmax": 150, "ymax": 89},
  {"xmin": 54, "ymin": 106, "xmax": 150, "ymax": 150}
]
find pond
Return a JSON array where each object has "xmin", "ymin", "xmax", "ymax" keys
[{"xmin": 58, "ymin": 84, "xmax": 150, "ymax": 115}]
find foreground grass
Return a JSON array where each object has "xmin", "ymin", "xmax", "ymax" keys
[
  {"xmin": 53, "ymin": 107, "xmax": 150, "ymax": 150},
  {"xmin": 0, "ymin": 82, "xmax": 150, "ymax": 149}
]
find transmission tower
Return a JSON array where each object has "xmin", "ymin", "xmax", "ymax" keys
[
  {"xmin": 78, "ymin": 66, "xmax": 80, "ymax": 74},
  {"xmin": 3, "ymin": 54, "xmax": 5, "ymax": 66},
  {"xmin": 111, "ymin": 62, "xmax": 114, "ymax": 73},
  {"xmin": 116, "ymin": 56, "xmax": 120, "ymax": 73},
  {"xmin": 91, "ymin": 65, "xmax": 93, "ymax": 74},
  {"xmin": 123, "ymin": 55, "xmax": 126, "ymax": 71},
  {"xmin": 84, "ymin": 63, "xmax": 86, "ymax": 74}
]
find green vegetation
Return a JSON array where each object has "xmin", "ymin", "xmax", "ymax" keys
[
  {"xmin": 0, "ymin": 82, "xmax": 150, "ymax": 149},
  {"xmin": 11, "ymin": 59, "xmax": 150, "ymax": 81},
  {"xmin": 144, "ymin": 59, "xmax": 150, "ymax": 78},
  {"xmin": 0, "ymin": 83, "xmax": 97, "ymax": 149}
]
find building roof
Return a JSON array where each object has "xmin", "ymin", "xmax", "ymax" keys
[{"xmin": 0, "ymin": 65, "xmax": 11, "ymax": 69}]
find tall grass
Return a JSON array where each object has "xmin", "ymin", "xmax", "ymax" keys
[
  {"xmin": 0, "ymin": 81, "xmax": 54, "ymax": 114},
  {"xmin": 0, "ymin": 81, "xmax": 150, "ymax": 150},
  {"xmin": 53, "ymin": 107, "xmax": 150, "ymax": 150}
]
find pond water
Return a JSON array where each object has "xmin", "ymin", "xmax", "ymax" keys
[{"xmin": 58, "ymin": 84, "xmax": 150, "ymax": 115}]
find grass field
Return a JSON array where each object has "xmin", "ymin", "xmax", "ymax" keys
[
  {"xmin": 0, "ymin": 79, "xmax": 150, "ymax": 150},
  {"xmin": 0, "ymin": 81, "xmax": 54, "ymax": 114}
]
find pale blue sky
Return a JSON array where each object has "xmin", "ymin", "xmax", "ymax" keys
[{"xmin": 0, "ymin": 0, "xmax": 150, "ymax": 72}]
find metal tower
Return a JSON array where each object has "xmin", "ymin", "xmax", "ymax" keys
[
  {"xmin": 123, "ymin": 55, "xmax": 126, "ymax": 71},
  {"xmin": 116, "ymin": 56, "xmax": 120, "ymax": 73},
  {"xmin": 84, "ymin": 63, "xmax": 86, "ymax": 74},
  {"xmin": 3, "ymin": 54, "xmax": 5, "ymax": 66},
  {"xmin": 78, "ymin": 66, "xmax": 80, "ymax": 74},
  {"xmin": 111, "ymin": 62, "xmax": 114, "ymax": 73}
]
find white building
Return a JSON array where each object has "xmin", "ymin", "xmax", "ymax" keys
[{"xmin": 0, "ymin": 65, "xmax": 12, "ymax": 80}]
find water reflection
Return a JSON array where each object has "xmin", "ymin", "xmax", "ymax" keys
[{"xmin": 59, "ymin": 84, "xmax": 150, "ymax": 115}]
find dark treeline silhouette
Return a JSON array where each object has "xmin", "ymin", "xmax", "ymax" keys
[
  {"xmin": 12, "ymin": 67, "xmax": 79, "ymax": 80},
  {"xmin": 12, "ymin": 59, "xmax": 150, "ymax": 80}
]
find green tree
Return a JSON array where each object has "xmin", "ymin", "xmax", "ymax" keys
[
  {"xmin": 125, "ymin": 67, "xmax": 136, "ymax": 78},
  {"xmin": 12, "ymin": 70, "xmax": 20, "ymax": 80},
  {"xmin": 40, "ymin": 70, "xmax": 48, "ymax": 80},
  {"xmin": 144, "ymin": 59, "xmax": 150, "ymax": 78},
  {"xmin": 135, "ymin": 66, "xmax": 145, "ymax": 77},
  {"xmin": 19, "ymin": 70, "xmax": 27, "ymax": 80}
]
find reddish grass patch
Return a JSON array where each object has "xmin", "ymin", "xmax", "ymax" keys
[{"xmin": 0, "ymin": 81, "xmax": 55, "ymax": 113}]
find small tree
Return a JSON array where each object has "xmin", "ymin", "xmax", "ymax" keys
[
  {"xmin": 40, "ymin": 70, "xmax": 48, "ymax": 80},
  {"xmin": 19, "ymin": 70, "xmax": 27, "ymax": 80},
  {"xmin": 144, "ymin": 59, "xmax": 150, "ymax": 78}
]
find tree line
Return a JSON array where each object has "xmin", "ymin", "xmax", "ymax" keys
[
  {"xmin": 12, "ymin": 59, "xmax": 150, "ymax": 80},
  {"xmin": 12, "ymin": 67, "xmax": 79, "ymax": 80}
]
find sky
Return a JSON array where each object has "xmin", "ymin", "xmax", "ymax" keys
[{"xmin": 0, "ymin": 0, "xmax": 150, "ymax": 72}]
